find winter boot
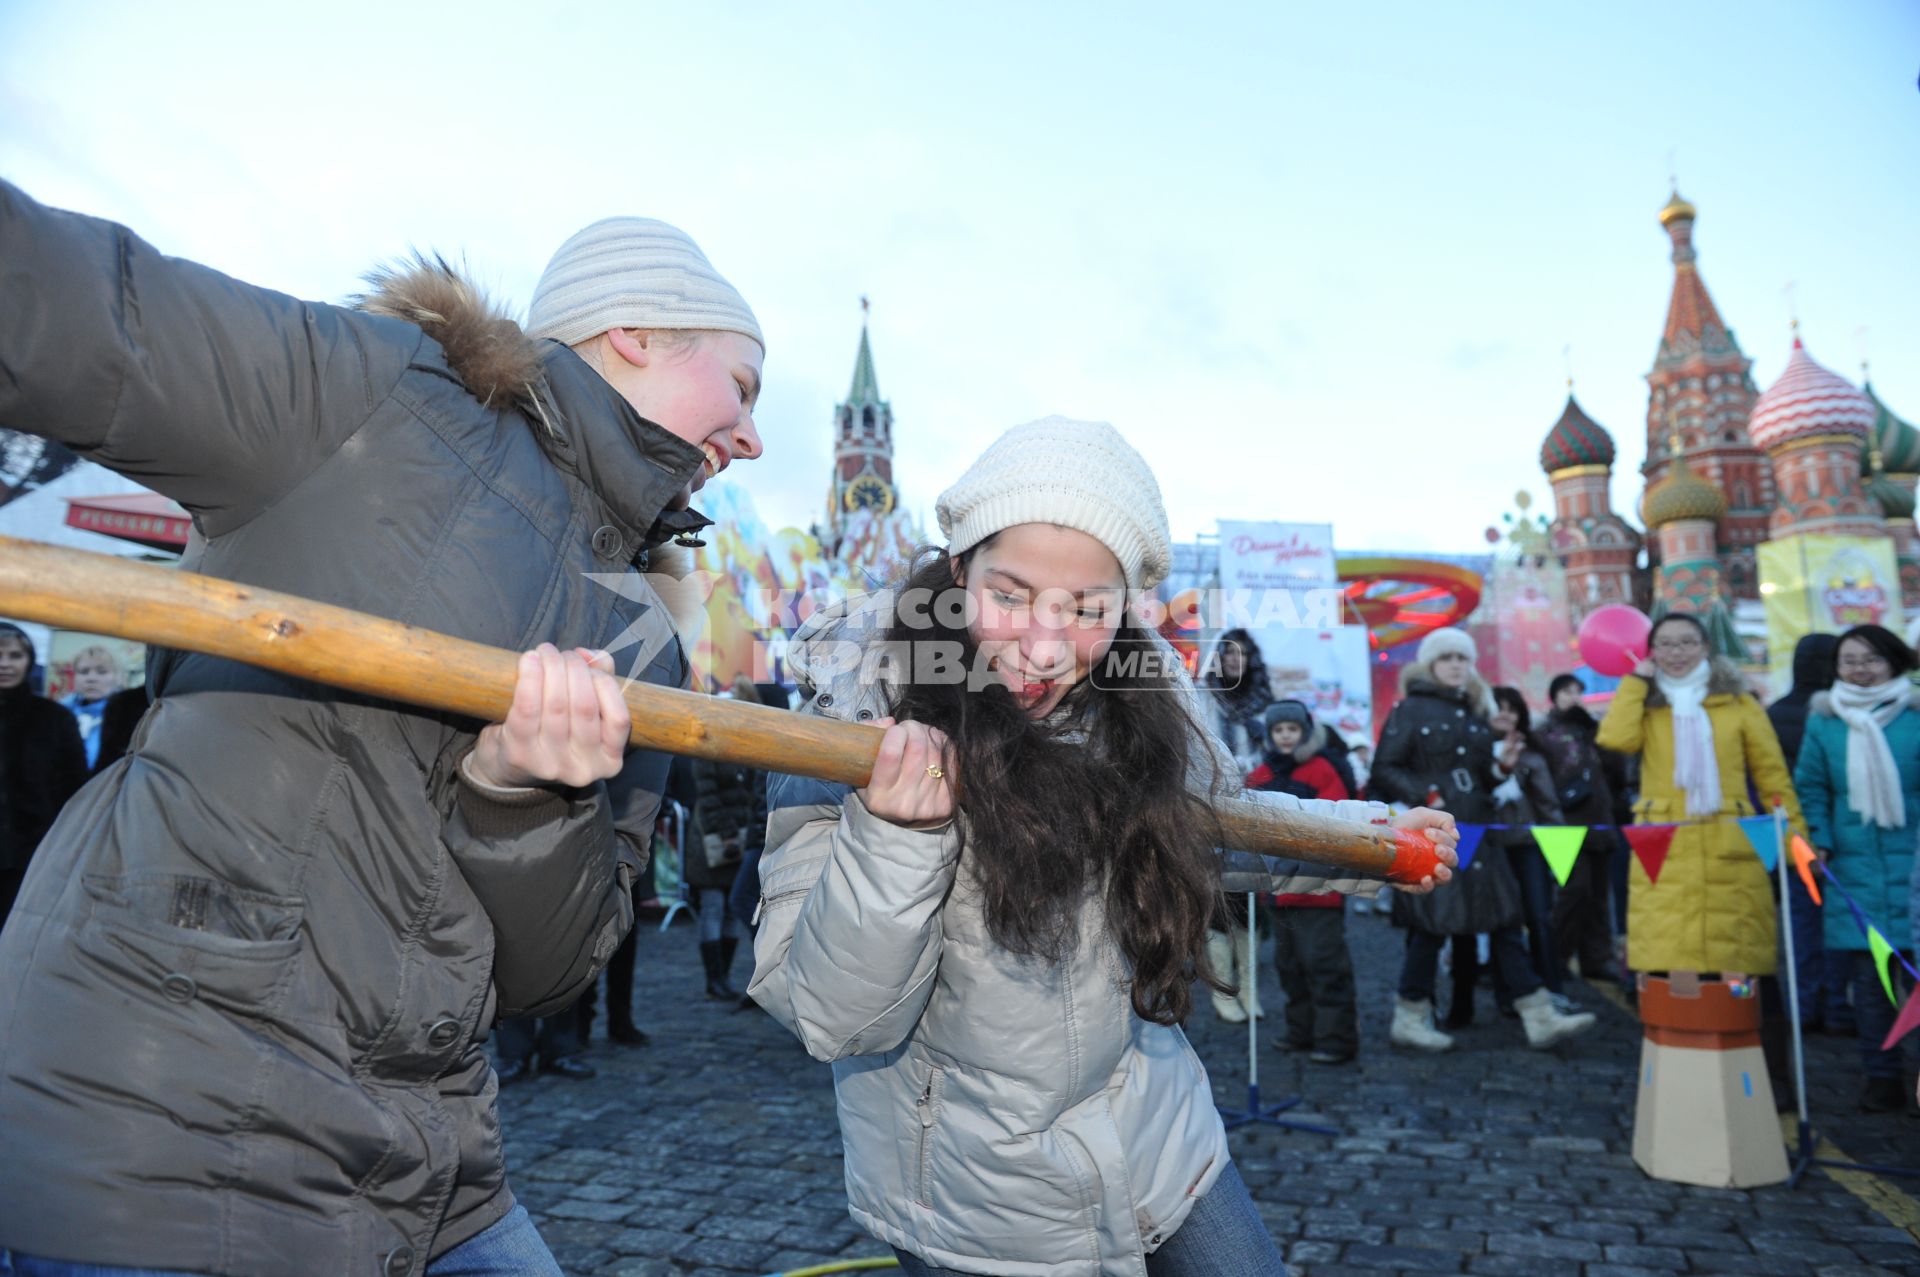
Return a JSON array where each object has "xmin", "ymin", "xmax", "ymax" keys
[
  {"xmin": 719, "ymin": 935, "xmax": 741, "ymax": 992},
  {"xmin": 700, "ymin": 940, "xmax": 738, "ymax": 1001},
  {"xmin": 1390, "ymin": 998, "xmax": 1454, "ymax": 1052},
  {"xmin": 1514, "ymin": 987, "xmax": 1596, "ymax": 1049},
  {"xmin": 1204, "ymin": 930, "xmax": 1247, "ymax": 1023}
]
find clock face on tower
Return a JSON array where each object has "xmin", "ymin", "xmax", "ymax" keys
[{"xmin": 844, "ymin": 475, "xmax": 896, "ymax": 514}]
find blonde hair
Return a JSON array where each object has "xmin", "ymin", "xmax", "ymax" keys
[{"xmin": 71, "ymin": 645, "xmax": 123, "ymax": 675}]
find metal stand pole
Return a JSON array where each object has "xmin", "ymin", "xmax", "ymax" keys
[
  {"xmin": 1217, "ymin": 892, "xmax": 1338, "ymax": 1136},
  {"xmin": 1777, "ymin": 803, "xmax": 1818, "ymax": 1188}
]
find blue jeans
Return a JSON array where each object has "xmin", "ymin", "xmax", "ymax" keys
[
  {"xmin": 1, "ymin": 1204, "xmax": 560, "ymax": 1277},
  {"xmin": 494, "ymin": 1008, "xmax": 583, "ymax": 1066},
  {"xmin": 429, "ymin": 1205, "xmax": 562, "ymax": 1277},
  {"xmin": 729, "ymin": 847, "xmax": 763, "ymax": 930},
  {"xmin": 891, "ymin": 1160, "xmax": 1288, "ymax": 1276}
]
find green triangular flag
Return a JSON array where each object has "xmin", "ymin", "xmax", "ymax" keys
[
  {"xmin": 1530, "ymin": 826, "xmax": 1587, "ymax": 887},
  {"xmin": 1868, "ymin": 927, "xmax": 1899, "ymax": 1006}
]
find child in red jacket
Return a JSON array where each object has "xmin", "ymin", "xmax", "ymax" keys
[{"xmin": 1248, "ymin": 701, "xmax": 1361, "ymax": 1064}]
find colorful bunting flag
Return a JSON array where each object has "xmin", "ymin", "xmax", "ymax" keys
[
  {"xmin": 1530, "ymin": 826, "xmax": 1587, "ymax": 887},
  {"xmin": 1737, "ymin": 817, "xmax": 1779, "ymax": 871},
  {"xmin": 1792, "ymin": 836, "xmax": 1823, "ymax": 904},
  {"xmin": 1867, "ymin": 927, "xmax": 1899, "ymax": 1007},
  {"xmin": 1622, "ymin": 825, "xmax": 1676, "ymax": 884},
  {"xmin": 1453, "ymin": 823, "xmax": 1487, "ymax": 872},
  {"xmin": 1882, "ymin": 984, "xmax": 1920, "ymax": 1052}
]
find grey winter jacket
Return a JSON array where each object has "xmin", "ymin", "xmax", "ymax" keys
[
  {"xmin": 0, "ymin": 181, "xmax": 705, "ymax": 1275},
  {"xmin": 748, "ymin": 597, "xmax": 1387, "ymax": 1276}
]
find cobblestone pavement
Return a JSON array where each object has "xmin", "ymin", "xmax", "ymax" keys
[{"xmin": 497, "ymin": 904, "xmax": 1920, "ymax": 1277}]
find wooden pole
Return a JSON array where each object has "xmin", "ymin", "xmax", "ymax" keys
[{"xmin": 0, "ymin": 536, "xmax": 1440, "ymax": 881}]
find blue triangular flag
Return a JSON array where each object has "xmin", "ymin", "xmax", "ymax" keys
[
  {"xmin": 1454, "ymin": 823, "xmax": 1487, "ymax": 872},
  {"xmin": 1737, "ymin": 816, "xmax": 1780, "ymax": 871}
]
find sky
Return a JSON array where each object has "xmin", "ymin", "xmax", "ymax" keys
[{"xmin": 2, "ymin": 1, "xmax": 1916, "ymax": 555}]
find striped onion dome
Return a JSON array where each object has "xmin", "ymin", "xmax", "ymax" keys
[
  {"xmin": 1865, "ymin": 382, "xmax": 1920, "ymax": 475},
  {"xmin": 1867, "ymin": 470, "xmax": 1916, "ymax": 520},
  {"xmin": 1540, "ymin": 395, "xmax": 1615, "ymax": 472},
  {"xmin": 1748, "ymin": 337, "xmax": 1876, "ymax": 454},
  {"xmin": 1643, "ymin": 453, "xmax": 1728, "ymax": 528}
]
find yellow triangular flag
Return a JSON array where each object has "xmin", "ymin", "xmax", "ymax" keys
[
  {"xmin": 1868, "ymin": 927, "xmax": 1899, "ymax": 1006},
  {"xmin": 1530, "ymin": 825, "xmax": 1587, "ymax": 887}
]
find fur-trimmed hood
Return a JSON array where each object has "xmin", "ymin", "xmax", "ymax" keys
[
  {"xmin": 355, "ymin": 256, "xmax": 546, "ymax": 411},
  {"xmin": 1640, "ymin": 656, "xmax": 1748, "ymax": 709},
  {"xmin": 355, "ymin": 257, "xmax": 712, "ymax": 649}
]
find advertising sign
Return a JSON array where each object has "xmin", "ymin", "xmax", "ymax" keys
[
  {"xmin": 1757, "ymin": 533, "xmax": 1906, "ymax": 696},
  {"xmin": 1217, "ymin": 520, "xmax": 1337, "ymax": 592}
]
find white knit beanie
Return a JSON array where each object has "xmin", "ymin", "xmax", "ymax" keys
[
  {"xmin": 936, "ymin": 416, "xmax": 1173, "ymax": 591},
  {"xmin": 526, "ymin": 217, "xmax": 762, "ymax": 350},
  {"xmin": 1417, "ymin": 626, "xmax": 1478, "ymax": 666}
]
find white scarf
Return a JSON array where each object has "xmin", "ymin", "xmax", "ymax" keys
[
  {"xmin": 1656, "ymin": 661, "xmax": 1721, "ymax": 817},
  {"xmin": 1827, "ymin": 678, "xmax": 1909, "ymax": 829}
]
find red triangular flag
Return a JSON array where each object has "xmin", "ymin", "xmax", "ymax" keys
[
  {"xmin": 1623, "ymin": 825, "xmax": 1678, "ymax": 884},
  {"xmin": 1882, "ymin": 983, "xmax": 1920, "ymax": 1052}
]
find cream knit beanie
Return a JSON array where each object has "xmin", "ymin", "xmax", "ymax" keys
[
  {"xmin": 527, "ymin": 217, "xmax": 762, "ymax": 350},
  {"xmin": 936, "ymin": 416, "xmax": 1173, "ymax": 591},
  {"xmin": 1416, "ymin": 627, "xmax": 1478, "ymax": 666}
]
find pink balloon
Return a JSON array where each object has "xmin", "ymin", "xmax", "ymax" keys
[{"xmin": 1578, "ymin": 605, "xmax": 1652, "ymax": 677}]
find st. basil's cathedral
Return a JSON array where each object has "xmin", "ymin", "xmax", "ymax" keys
[{"xmin": 1538, "ymin": 189, "xmax": 1919, "ymax": 661}]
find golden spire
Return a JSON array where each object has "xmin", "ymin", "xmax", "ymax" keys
[{"xmin": 1659, "ymin": 188, "xmax": 1697, "ymax": 227}]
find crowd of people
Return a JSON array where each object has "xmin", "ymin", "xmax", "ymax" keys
[
  {"xmin": 0, "ymin": 626, "xmax": 146, "ymax": 924},
  {"xmin": 1199, "ymin": 616, "xmax": 1920, "ymax": 1118}
]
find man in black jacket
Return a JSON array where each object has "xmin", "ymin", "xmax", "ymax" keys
[{"xmin": 0, "ymin": 182, "xmax": 765, "ymax": 1276}]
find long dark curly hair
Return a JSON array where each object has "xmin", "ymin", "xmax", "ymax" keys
[{"xmin": 882, "ymin": 546, "xmax": 1230, "ymax": 1024}]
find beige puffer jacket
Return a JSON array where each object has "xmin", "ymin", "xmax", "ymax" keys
[{"xmin": 748, "ymin": 596, "xmax": 1386, "ymax": 1276}]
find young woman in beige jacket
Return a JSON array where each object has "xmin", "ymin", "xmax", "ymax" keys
[{"xmin": 750, "ymin": 417, "xmax": 1455, "ymax": 1277}]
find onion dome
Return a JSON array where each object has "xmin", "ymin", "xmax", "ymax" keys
[
  {"xmin": 1539, "ymin": 395, "xmax": 1615, "ymax": 472},
  {"xmin": 1747, "ymin": 337, "xmax": 1876, "ymax": 454},
  {"xmin": 1864, "ymin": 381, "xmax": 1920, "ymax": 475},
  {"xmin": 1658, "ymin": 189, "xmax": 1697, "ymax": 227},
  {"xmin": 1643, "ymin": 453, "xmax": 1727, "ymax": 528},
  {"xmin": 1867, "ymin": 470, "xmax": 1916, "ymax": 520}
]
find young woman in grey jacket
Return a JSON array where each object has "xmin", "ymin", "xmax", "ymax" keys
[{"xmin": 749, "ymin": 417, "xmax": 1456, "ymax": 1277}]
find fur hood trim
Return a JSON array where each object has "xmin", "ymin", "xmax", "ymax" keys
[
  {"xmin": 355, "ymin": 255, "xmax": 545, "ymax": 411},
  {"xmin": 1641, "ymin": 656, "xmax": 1747, "ymax": 708},
  {"xmin": 1285, "ymin": 720, "xmax": 1330, "ymax": 764},
  {"xmin": 1398, "ymin": 660, "xmax": 1497, "ymax": 719}
]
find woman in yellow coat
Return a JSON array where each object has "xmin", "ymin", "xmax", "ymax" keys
[{"xmin": 1597, "ymin": 612, "xmax": 1805, "ymax": 975}]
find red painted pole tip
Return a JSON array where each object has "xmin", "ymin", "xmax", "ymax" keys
[{"xmin": 1386, "ymin": 829, "xmax": 1444, "ymax": 884}]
